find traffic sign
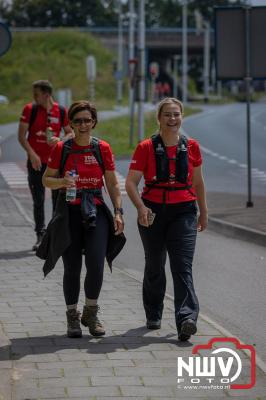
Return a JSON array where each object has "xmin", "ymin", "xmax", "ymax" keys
[
  {"xmin": 0, "ymin": 22, "xmax": 12, "ymax": 57},
  {"xmin": 86, "ymin": 55, "xmax": 96, "ymax": 81}
]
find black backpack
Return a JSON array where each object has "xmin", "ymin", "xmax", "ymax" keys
[
  {"xmin": 59, "ymin": 137, "xmax": 104, "ymax": 177},
  {"xmin": 29, "ymin": 103, "xmax": 65, "ymax": 130}
]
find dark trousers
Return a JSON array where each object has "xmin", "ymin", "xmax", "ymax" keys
[
  {"xmin": 62, "ymin": 205, "xmax": 109, "ymax": 306},
  {"xmin": 27, "ymin": 160, "xmax": 58, "ymax": 234},
  {"xmin": 138, "ymin": 199, "xmax": 199, "ymax": 330}
]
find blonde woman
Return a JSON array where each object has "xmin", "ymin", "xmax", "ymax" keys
[{"xmin": 126, "ymin": 97, "xmax": 207, "ymax": 341}]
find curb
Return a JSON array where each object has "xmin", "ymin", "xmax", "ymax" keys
[
  {"xmin": 117, "ymin": 266, "xmax": 266, "ymax": 376},
  {"xmin": 208, "ymin": 216, "xmax": 266, "ymax": 247}
]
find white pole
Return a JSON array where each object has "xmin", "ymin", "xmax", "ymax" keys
[
  {"xmin": 137, "ymin": 0, "xmax": 145, "ymax": 142},
  {"xmin": 128, "ymin": 0, "xmax": 135, "ymax": 146},
  {"xmin": 203, "ymin": 20, "xmax": 210, "ymax": 102},
  {"xmin": 182, "ymin": 0, "xmax": 188, "ymax": 104},
  {"xmin": 117, "ymin": 0, "xmax": 123, "ymax": 106},
  {"xmin": 173, "ymin": 55, "xmax": 179, "ymax": 99}
]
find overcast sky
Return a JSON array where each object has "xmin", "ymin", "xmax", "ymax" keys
[{"xmin": 250, "ymin": 0, "xmax": 266, "ymax": 4}]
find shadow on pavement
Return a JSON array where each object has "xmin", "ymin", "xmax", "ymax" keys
[
  {"xmin": 0, "ymin": 327, "xmax": 193, "ymax": 361},
  {"xmin": 0, "ymin": 249, "xmax": 34, "ymax": 260}
]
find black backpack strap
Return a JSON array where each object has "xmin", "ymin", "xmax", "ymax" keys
[
  {"xmin": 151, "ymin": 133, "xmax": 169, "ymax": 182},
  {"xmin": 91, "ymin": 137, "xmax": 104, "ymax": 173},
  {"xmin": 29, "ymin": 103, "xmax": 38, "ymax": 130},
  {"xmin": 175, "ymin": 135, "xmax": 188, "ymax": 184},
  {"xmin": 59, "ymin": 139, "xmax": 73, "ymax": 177},
  {"xmin": 58, "ymin": 105, "xmax": 65, "ymax": 127}
]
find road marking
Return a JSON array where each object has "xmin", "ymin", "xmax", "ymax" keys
[
  {"xmin": 116, "ymin": 171, "xmax": 127, "ymax": 195},
  {"xmin": 0, "ymin": 162, "xmax": 28, "ymax": 188},
  {"xmin": 181, "ymin": 127, "xmax": 266, "ymax": 186},
  {"xmin": 0, "ymin": 162, "xmax": 128, "ymax": 194}
]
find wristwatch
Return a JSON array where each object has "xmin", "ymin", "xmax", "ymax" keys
[{"xmin": 114, "ymin": 207, "xmax": 124, "ymax": 215}]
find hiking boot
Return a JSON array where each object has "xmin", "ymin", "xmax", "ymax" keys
[
  {"xmin": 146, "ymin": 319, "xmax": 161, "ymax": 330},
  {"xmin": 178, "ymin": 319, "xmax": 197, "ymax": 342},
  {"xmin": 32, "ymin": 231, "xmax": 45, "ymax": 251},
  {"xmin": 81, "ymin": 305, "xmax": 105, "ymax": 336},
  {"xmin": 66, "ymin": 309, "xmax": 82, "ymax": 338}
]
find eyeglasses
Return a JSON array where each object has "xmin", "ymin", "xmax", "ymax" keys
[
  {"xmin": 72, "ymin": 118, "xmax": 93, "ymax": 126},
  {"xmin": 162, "ymin": 112, "xmax": 182, "ymax": 118}
]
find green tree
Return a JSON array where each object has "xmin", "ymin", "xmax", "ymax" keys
[{"xmin": 0, "ymin": 0, "xmax": 118, "ymax": 27}]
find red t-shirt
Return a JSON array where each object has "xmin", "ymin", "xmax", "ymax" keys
[
  {"xmin": 20, "ymin": 102, "xmax": 69, "ymax": 163},
  {"xmin": 129, "ymin": 137, "xmax": 202, "ymax": 204},
  {"xmin": 48, "ymin": 139, "xmax": 115, "ymax": 204}
]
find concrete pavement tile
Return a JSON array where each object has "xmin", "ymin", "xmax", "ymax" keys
[
  {"xmin": 18, "ymin": 368, "xmax": 64, "ymax": 378},
  {"xmin": 63, "ymin": 367, "xmax": 114, "ymax": 377},
  {"xmin": 142, "ymin": 376, "xmax": 177, "ymax": 386},
  {"xmin": 120, "ymin": 385, "xmax": 175, "ymax": 397},
  {"xmin": 37, "ymin": 361, "xmax": 86, "ymax": 369},
  {"xmin": 68, "ymin": 386, "xmax": 121, "ymax": 397},
  {"xmin": 13, "ymin": 386, "xmax": 66, "ymax": 400},
  {"xmin": 152, "ymin": 350, "xmax": 182, "ymax": 360},
  {"xmin": 38, "ymin": 376, "xmax": 90, "ymax": 387},
  {"xmin": 114, "ymin": 367, "xmax": 165, "ymax": 377},
  {"xmin": 91, "ymin": 376, "xmax": 142, "ymax": 386},
  {"xmin": 84, "ymin": 359, "xmax": 135, "ymax": 367},
  {"xmin": 59, "ymin": 353, "xmax": 108, "ymax": 361},
  {"xmin": 107, "ymin": 351, "xmax": 154, "ymax": 360}
]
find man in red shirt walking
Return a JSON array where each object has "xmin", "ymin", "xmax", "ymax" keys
[{"xmin": 18, "ymin": 80, "xmax": 73, "ymax": 250}]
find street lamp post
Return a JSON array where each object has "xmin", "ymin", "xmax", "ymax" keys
[
  {"xmin": 128, "ymin": 0, "xmax": 136, "ymax": 147},
  {"xmin": 117, "ymin": 0, "xmax": 123, "ymax": 107},
  {"xmin": 137, "ymin": 0, "xmax": 145, "ymax": 142},
  {"xmin": 182, "ymin": 0, "xmax": 188, "ymax": 104},
  {"xmin": 203, "ymin": 20, "xmax": 210, "ymax": 102},
  {"xmin": 173, "ymin": 55, "xmax": 180, "ymax": 99}
]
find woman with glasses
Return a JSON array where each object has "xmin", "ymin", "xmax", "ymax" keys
[
  {"xmin": 42, "ymin": 100, "xmax": 125, "ymax": 338},
  {"xmin": 125, "ymin": 97, "xmax": 207, "ymax": 342}
]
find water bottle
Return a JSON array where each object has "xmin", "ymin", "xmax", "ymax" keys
[
  {"xmin": 66, "ymin": 170, "xmax": 77, "ymax": 202},
  {"xmin": 46, "ymin": 126, "xmax": 54, "ymax": 143}
]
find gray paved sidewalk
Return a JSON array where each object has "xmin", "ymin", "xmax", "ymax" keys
[{"xmin": 0, "ymin": 190, "xmax": 266, "ymax": 400}]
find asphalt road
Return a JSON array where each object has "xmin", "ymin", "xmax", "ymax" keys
[{"xmin": 0, "ymin": 102, "xmax": 266, "ymax": 363}]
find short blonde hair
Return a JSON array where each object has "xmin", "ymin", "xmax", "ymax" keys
[{"xmin": 156, "ymin": 97, "xmax": 184, "ymax": 120}]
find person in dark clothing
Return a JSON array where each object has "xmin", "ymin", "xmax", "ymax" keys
[
  {"xmin": 42, "ymin": 100, "xmax": 124, "ymax": 338},
  {"xmin": 125, "ymin": 97, "xmax": 208, "ymax": 342},
  {"xmin": 18, "ymin": 80, "xmax": 73, "ymax": 251}
]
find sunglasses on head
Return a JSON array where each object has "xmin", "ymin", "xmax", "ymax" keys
[{"xmin": 72, "ymin": 118, "xmax": 93, "ymax": 126}]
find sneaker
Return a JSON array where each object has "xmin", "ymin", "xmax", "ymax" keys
[
  {"xmin": 32, "ymin": 231, "xmax": 45, "ymax": 251},
  {"xmin": 66, "ymin": 309, "xmax": 82, "ymax": 338},
  {"xmin": 178, "ymin": 319, "xmax": 197, "ymax": 342},
  {"xmin": 81, "ymin": 305, "xmax": 105, "ymax": 336},
  {"xmin": 146, "ymin": 319, "xmax": 161, "ymax": 330}
]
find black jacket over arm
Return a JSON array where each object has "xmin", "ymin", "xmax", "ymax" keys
[{"xmin": 36, "ymin": 192, "xmax": 126, "ymax": 277}]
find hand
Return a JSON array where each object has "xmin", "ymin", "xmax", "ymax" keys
[
  {"xmin": 137, "ymin": 205, "xmax": 153, "ymax": 227},
  {"xmin": 197, "ymin": 212, "xmax": 208, "ymax": 232},
  {"xmin": 113, "ymin": 213, "xmax": 124, "ymax": 235},
  {"xmin": 48, "ymin": 136, "xmax": 60, "ymax": 146},
  {"xmin": 29, "ymin": 152, "xmax": 42, "ymax": 171},
  {"xmin": 62, "ymin": 171, "xmax": 78, "ymax": 188}
]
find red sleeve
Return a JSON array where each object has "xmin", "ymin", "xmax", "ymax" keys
[
  {"xmin": 129, "ymin": 140, "xmax": 149, "ymax": 172},
  {"xmin": 189, "ymin": 139, "xmax": 202, "ymax": 167},
  {"xmin": 100, "ymin": 140, "xmax": 115, "ymax": 171},
  {"xmin": 63, "ymin": 106, "xmax": 69, "ymax": 127},
  {"xmin": 20, "ymin": 103, "xmax": 32, "ymax": 124},
  {"xmin": 47, "ymin": 141, "xmax": 64, "ymax": 169}
]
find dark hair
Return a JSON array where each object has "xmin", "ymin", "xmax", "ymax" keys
[
  {"xmin": 68, "ymin": 100, "xmax": 98, "ymax": 128},
  {"xmin": 32, "ymin": 80, "xmax": 53, "ymax": 95}
]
